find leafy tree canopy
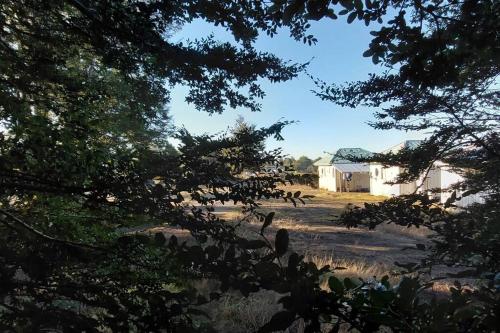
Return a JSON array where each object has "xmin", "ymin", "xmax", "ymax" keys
[
  {"xmin": 1, "ymin": 0, "xmax": 499, "ymax": 332},
  {"xmin": 0, "ymin": 1, "xmax": 304, "ymax": 331},
  {"xmin": 265, "ymin": 1, "xmax": 500, "ymax": 331},
  {"xmin": 270, "ymin": 0, "xmax": 499, "ymax": 180}
]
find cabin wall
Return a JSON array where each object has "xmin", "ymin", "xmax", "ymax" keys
[
  {"xmin": 439, "ymin": 166, "xmax": 484, "ymax": 207},
  {"xmin": 334, "ymin": 169, "xmax": 369, "ymax": 192},
  {"xmin": 424, "ymin": 168, "xmax": 441, "ymax": 191},
  {"xmin": 334, "ymin": 168, "xmax": 369, "ymax": 192},
  {"xmin": 345, "ymin": 172, "xmax": 370, "ymax": 192},
  {"xmin": 399, "ymin": 182, "xmax": 417, "ymax": 195},
  {"xmin": 370, "ymin": 164, "xmax": 403, "ymax": 196},
  {"xmin": 318, "ymin": 166, "xmax": 336, "ymax": 191},
  {"xmin": 419, "ymin": 167, "xmax": 442, "ymax": 200},
  {"xmin": 335, "ymin": 168, "xmax": 342, "ymax": 192},
  {"xmin": 318, "ymin": 166, "xmax": 369, "ymax": 192}
]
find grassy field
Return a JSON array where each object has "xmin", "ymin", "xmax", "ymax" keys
[
  {"xmin": 207, "ymin": 185, "xmax": 438, "ymax": 332},
  {"xmin": 150, "ymin": 185, "xmax": 445, "ymax": 332},
  {"xmin": 214, "ymin": 185, "xmax": 432, "ymax": 275}
]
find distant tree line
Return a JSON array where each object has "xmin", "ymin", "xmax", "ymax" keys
[{"xmin": 282, "ymin": 156, "xmax": 321, "ymax": 173}]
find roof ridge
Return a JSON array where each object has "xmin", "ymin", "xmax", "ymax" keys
[{"xmin": 381, "ymin": 140, "xmax": 422, "ymax": 154}]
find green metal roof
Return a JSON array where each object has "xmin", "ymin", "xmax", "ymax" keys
[
  {"xmin": 382, "ymin": 140, "xmax": 422, "ymax": 154},
  {"xmin": 313, "ymin": 148, "xmax": 373, "ymax": 166},
  {"xmin": 332, "ymin": 148, "xmax": 373, "ymax": 163},
  {"xmin": 404, "ymin": 140, "xmax": 422, "ymax": 150}
]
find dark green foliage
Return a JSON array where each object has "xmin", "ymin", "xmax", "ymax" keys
[
  {"xmin": 289, "ymin": 173, "xmax": 319, "ymax": 188},
  {"xmin": 282, "ymin": 155, "xmax": 318, "ymax": 173},
  {"xmin": 258, "ymin": 310, "xmax": 296, "ymax": 332},
  {"xmin": 266, "ymin": 0, "xmax": 500, "ymax": 331},
  {"xmin": 275, "ymin": 228, "xmax": 289, "ymax": 257},
  {"xmin": 0, "ymin": 1, "xmax": 305, "ymax": 331},
  {"xmin": 294, "ymin": 155, "xmax": 315, "ymax": 173},
  {"xmin": 1, "ymin": 0, "xmax": 498, "ymax": 332}
]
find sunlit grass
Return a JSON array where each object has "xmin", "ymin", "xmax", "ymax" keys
[{"xmin": 304, "ymin": 253, "xmax": 399, "ymax": 289}]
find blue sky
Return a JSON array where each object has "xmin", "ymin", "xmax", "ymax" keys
[{"xmin": 169, "ymin": 18, "xmax": 425, "ymax": 159}]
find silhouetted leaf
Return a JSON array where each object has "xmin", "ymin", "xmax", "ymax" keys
[
  {"xmin": 255, "ymin": 261, "xmax": 280, "ymax": 280},
  {"xmin": 347, "ymin": 11, "xmax": 357, "ymax": 23},
  {"xmin": 343, "ymin": 277, "xmax": 359, "ymax": 290},
  {"xmin": 243, "ymin": 239, "xmax": 268, "ymax": 250},
  {"xmin": 259, "ymin": 311, "xmax": 296, "ymax": 332},
  {"xmin": 261, "ymin": 212, "xmax": 275, "ymax": 233},
  {"xmin": 275, "ymin": 229, "xmax": 289, "ymax": 257},
  {"xmin": 154, "ymin": 232, "xmax": 167, "ymax": 246},
  {"xmin": 328, "ymin": 276, "xmax": 344, "ymax": 295}
]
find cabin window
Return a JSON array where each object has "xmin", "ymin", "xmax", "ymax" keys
[{"xmin": 374, "ymin": 168, "xmax": 379, "ymax": 177}]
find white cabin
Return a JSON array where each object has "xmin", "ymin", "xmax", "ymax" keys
[
  {"xmin": 370, "ymin": 140, "xmax": 423, "ymax": 196},
  {"xmin": 429, "ymin": 162, "xmax": 485, "ymax": 206},
  {"xmin": 314, "ymin": 148, "xmax": 371, "ymax": 192},
  {"xmin": 369, "ymin": 164, "xmax": 421, "ymax": 196},
  {"xmin": 370, "ymin": 140, "xmax": 484, "ymax": 207}
]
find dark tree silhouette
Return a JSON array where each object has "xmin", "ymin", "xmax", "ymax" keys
[{"xmin": 0, "ymin": 0, "xmax": 498, "ymax": 332}]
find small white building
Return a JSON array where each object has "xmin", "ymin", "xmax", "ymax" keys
[
  {"xmin": 314, "ymin": 148, "xmax": 372, "ymax": 192},
  {"xmin": 429, "ymin": 161, "xmax": 485, "ymax": 206},
  {"xmin": 370, "ymin": 140, "xmax": 484, "ymax": 207},
  {"xmin": 370, "ymin": 140, "xmax": 423, "ymax": 196},
  {"xmin": 370, "ymin": 164, "xmax": 421, "ymax": 196}
]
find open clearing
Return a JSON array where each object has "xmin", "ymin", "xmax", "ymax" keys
[
  {"xmin": 151, "ymin": 184, "xmax": 434, "ymax": 281},
  {"xmin": 148, "ymin": 185, "xmax": 464, "ymax": 332},
  {"xmin": 215, "ymin": 185, "xmax": 432, "ymax": 277}
]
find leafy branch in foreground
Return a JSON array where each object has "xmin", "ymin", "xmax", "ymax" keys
[
  {"xmin": 0, "ymin": 1, "xmax": 307, "ymax": 331},
  {"xmin": 260, "ymin": 0, "xmax": 500, "ymax": 331},
  {"xmin": 1, "ymin": 0, "xmax": 499, "ymax": 332}
]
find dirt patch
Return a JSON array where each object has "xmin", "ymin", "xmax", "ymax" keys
[
  {"xmin": 142, "ymin": 185, "xmax": 472, "ymax": 332},
  {"xmin": 143, "ymin": 185, "xmax": 433, "ymax": 277},
  {"xmin": 214, "ymin": 185, "xmax": 432, "ymax": 269}
]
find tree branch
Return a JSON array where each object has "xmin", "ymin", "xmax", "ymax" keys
[{"xmin": 0, "ymin": 208, "xmax": 105, "ymax": 252}]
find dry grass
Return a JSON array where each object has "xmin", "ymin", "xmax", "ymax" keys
[
  {"xmin": 315, "ymin": 192, "xmax": 385, "ymax": 204},
  {"xmin": 191, "ymin": 280, "xmax": 284, "ymax": 332},
  {"xmin": 377, "ymin": 223, "xmax": 433, "ymax": 239},
  {"xmin": 305, "ymin": 253, "xmax": 399, "ymax": 290},
  {"xmin": 288, "ymin": 185, "xmax": 385, "ymax": 203},
  {"xmin": 270, "ymin": 217, "xmax": 314, "ymax": 232},
  {"xmin": 210, "ymin": 291, "xmax": 283, "ymax": 333},
  {"xmin": 149, "ymin": 185, "xmax": 441, "ymax": 332},
  {"xmin": 214, "ymin": 184, "xmax": 431, "ymax": 274}
]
